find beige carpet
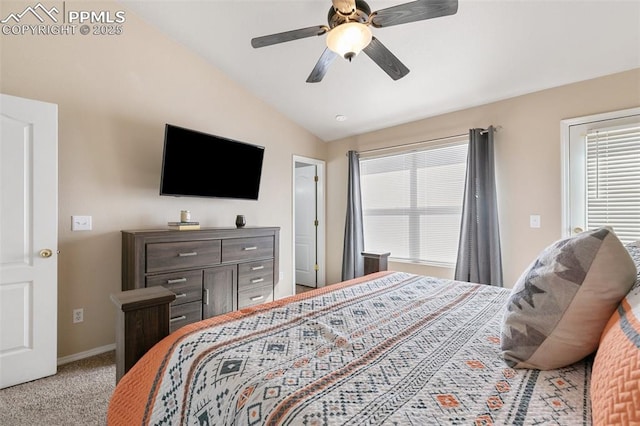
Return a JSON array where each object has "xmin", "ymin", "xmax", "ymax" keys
[
  {"xmin": 296, "ymin": 284, "xmax": 316, "ymax": 294},
  {"xmin": 0, "ymin": 350, "xmax": 115, "ymax": 426}
]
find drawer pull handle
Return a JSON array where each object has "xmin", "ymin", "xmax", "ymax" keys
[
  {"xmin": 242, "ymin": 246, "xmax": 258, "ymax": 251},
  {"xmin": 170, "ymin": 315, "xmax": 187, "ymax": 323},
  {"xmin": 174, "ymin": 293, "xmax": 187, "ymax": 298},
  {"xmin": 203, "ymin": 288, "xmax": 210, "ymax": 305},
  {"xmin": 250, "ymin": 295, "xmax": 264, "ymax": 302},
  {"xmin": 251, "ymin": 278, "xmax": 265, "ymax": 284},
  {"xmin": 167, "ymin": 278, "xmax": 187, "ymax": 284},
  {"xmin": 251, "ymin": 265, "xmax": 265, "ymax": 271},
  {"xmin": 178, "ymin": 252, "xmax": 198, "ymax": 257}
]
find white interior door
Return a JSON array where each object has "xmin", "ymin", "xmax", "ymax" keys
[
  {"xmin": 295, "ymin": 164, "xmax": 317, "ymax": 287},
  {"xmin": 0, "ymin": 93, "xmax": 58, "ymax": 389}
]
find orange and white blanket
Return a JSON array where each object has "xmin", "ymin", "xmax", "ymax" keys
[{"xmin": 107, "ymin": 271, "xmax": 593, "ymax": 425}]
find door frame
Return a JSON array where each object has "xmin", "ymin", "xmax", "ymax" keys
[
  {"xmin": 292, "ymin": 155, "xmax": 326, "ymax": 293},
  {"xmin": 560, "ymin": 106, "xmax": 640, "ymax": 238}
]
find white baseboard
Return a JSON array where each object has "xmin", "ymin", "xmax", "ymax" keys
[{"xmin": 57, "ymin": 343, "xmax": 116, "ymax": 366}]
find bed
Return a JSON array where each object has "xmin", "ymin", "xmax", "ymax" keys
[{"xmin": 107, "ymin": 232, "xmax": 640, "ymax": 425}]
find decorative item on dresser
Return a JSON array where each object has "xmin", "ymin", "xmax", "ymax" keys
[{"xmin": 112, "ymin": 226, "xmax": 279, "ymax": 381}]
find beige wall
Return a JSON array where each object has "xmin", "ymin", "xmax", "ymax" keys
[
  {"xmin": 326, "ymin": 69, "xmax": 640, "ymax": 287},
  {"xmin": 0, "ymin": 1, "xmax": 326, "ymax": 358}
]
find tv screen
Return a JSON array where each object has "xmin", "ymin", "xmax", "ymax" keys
[{"xmin": 160, "ymin": 124, "xmax": 265, "ymax": 200}]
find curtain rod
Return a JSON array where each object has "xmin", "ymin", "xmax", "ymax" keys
[{"xmin": 354, "ymin": 125, "xmax": 501, "ymax": 156}]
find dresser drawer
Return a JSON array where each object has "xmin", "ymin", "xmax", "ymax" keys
[
  {"xmin": 146, "ymin": 240, "xmax": 221, "ymax": 273},
  {"xmin": 238, "ymin": 260, "xmax": 274, "ymax": 291},
  {"xmin": 238, "ymin": 283, "xmax": 274, "ymax": 309},
  {"xmin": 146, "ymin": 270, "xmax": 202, "ymax": 306},
  {"xmin": 221, "ymin": 236, "xmax": 274, "ymax": 263},
  {"xmin": 169, "ymin": 300, "xmax": 202, "ymax": 333}
]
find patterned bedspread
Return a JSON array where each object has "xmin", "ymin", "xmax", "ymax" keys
[{"xmin": 107, "ymin": 271, "xmax": 592, "ymax": 425}]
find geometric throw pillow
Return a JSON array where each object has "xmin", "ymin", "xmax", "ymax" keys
[{"xmin": 500, "ymin": 227, "xmax": 637, "ymax": 370}]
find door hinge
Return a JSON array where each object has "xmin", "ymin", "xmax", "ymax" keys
[
  {"xmin": 314, "ymin": 175, "xmax": 319, "ymax": 182},
  {"xmin": 314, "ymin": 264, "xmax": 319, "ymax": 271},
  {"xmin": 314, "ymin": 220, "xmax": 319, "ymax": 227}
]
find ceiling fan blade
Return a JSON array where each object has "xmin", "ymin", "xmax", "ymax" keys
[
  {"xmin": 251, "ymin": 25, "xmax": 328, "ymax": 48},
  {"xmin": 370, "ymin": 0, "xmax": 458, "ymax": 28},
  {"xmin": 332, "ymin": 0, "xmax": 356, "ymax": 15},
  {"xmin": 306, "ymin": 48, "xmax": 339, "ymax": 83},
  {"xmin": 363, "ymin": 37, "xmax": 410, "ymax": 80}
]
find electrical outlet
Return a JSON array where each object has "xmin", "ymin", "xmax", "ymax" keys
[{"xmin": 73, "ymin": 308, "xmax": 84, "ymax": 323}]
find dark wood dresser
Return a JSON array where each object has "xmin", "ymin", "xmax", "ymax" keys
[
  {"xmin": 112, "ymin": 226, "xmax": 279, "ymax": 381},
  {"xmin": 121, "ymin": 226, "xmax": 279, "ymax": 331}
]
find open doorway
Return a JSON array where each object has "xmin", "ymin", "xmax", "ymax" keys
[{"xmin": 292, "ymin": 156, "xmax": 325, "ymax": 295}]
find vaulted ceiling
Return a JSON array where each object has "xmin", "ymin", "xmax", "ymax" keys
[{"xmin": 121, "ymin": 0, "xmax": 640, "ymax": 141}]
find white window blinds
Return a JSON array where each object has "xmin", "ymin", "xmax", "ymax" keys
[
  {"xmin": 586, "ymin": 125, "xmax": 640, "ymax": 243},
  {"xmin": 359, "ymin": 140, "xmax": 468, "ymax": 266}
]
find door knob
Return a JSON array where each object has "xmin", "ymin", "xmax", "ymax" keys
[
  {"xmin": 573, "ymin": 227, "xmax": 584, "ymax": 234},
  {"xmin": 39, "ymin": 249, "xmax": 53, "ymax": 258}
]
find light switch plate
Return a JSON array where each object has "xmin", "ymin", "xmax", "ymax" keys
[
  {"xmin": 529, "ymin": 214, "xmax": 541, "ymax": 229},
  {"xmin": 72, "ymin": 215, "xmax": 92, "ymax": 231}
]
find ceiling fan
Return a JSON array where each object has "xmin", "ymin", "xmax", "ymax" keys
[{"xmin": 251, "ymin": 0, "xmax": 458, "ymax": 83}]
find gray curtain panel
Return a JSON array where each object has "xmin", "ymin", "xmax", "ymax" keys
[
  {"xmin": 342, "ymin": 150, "xmax": 365, "ymax": 281},
  {"xmin": 454, "ymin": 127, "xmax": 503, "ymax": 286}
]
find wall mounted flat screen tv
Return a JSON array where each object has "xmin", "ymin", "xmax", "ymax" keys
[{"xmin": 160, "ymin": 124, "xmax": 265, "ymax": 200}]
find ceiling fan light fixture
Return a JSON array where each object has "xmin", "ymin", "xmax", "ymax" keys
[{"xmin": 326, "ymin": 22, "xmax": 372, "ymax": 61}]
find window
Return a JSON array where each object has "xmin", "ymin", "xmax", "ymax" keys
[
  {"xmin": 585, "ymin": 125, "xmax": 640, "ymax": 242},
  {"xmin": 359, "ymin": 138, "xmax": 468, "ymax": 266},
  {"xmin": 563, "ymin": 108, "xmax": 640, "ymax": 243}
]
